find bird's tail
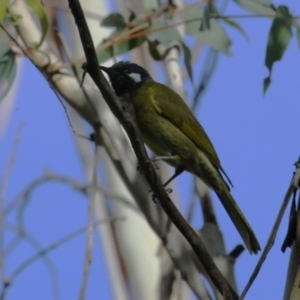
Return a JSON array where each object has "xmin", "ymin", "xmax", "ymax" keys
[{"xmin": 216, "ymin": 183, "xmax": 261, "ymax": 254}]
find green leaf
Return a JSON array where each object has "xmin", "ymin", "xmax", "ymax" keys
[
  {"xmin": 97, "ymin": 31, "xmax": 146, "ymax": 63},
  {"xmin": 143, "ymin": 0, "xmax": 160, "ymax": 11},
  {"xmin": 147, "ymin": 40, "xmax": 161, "ymax": 60},
  {"xmin": 234, "ymin": 0, "xmax": 276, "ymax": 16},
  {"xmin": 222, "ymin": 18, "xmax": 249, "ymax": 41},
  {"xmin": 184, "ymin": 6, "xmax": 231, "ymax": 54},
  {"xmin": 197, "ymin": 20, "xmax": 232, "ymax": 55},
  {"xmin": 264, "ymin": 5, "xmax": 293, "ymax": 94},
  {"xmin": 148, "ymin": 20, "xmax": 181, "ymax": 44},
  {"xmin": 25, "ymin": 0, "xmax": 48, "ymax": 49},
  {"xmin": 0, "ymin": 42, "xmax": 17, "ymax": 102},
  {"xmin": 0, "ymin": 0, "xmax": 9, "ymax": 40},
  {"xmin": 263, "ymin": 76, "xmax": 271, "ymax": 94},
  {"xmin": 185, "ymin": 6, "xmax": 204, "ymax": 36},
  {"xmin": 181, "ymin": 41, "xmax": 193, "ymax": 82},
  {"xmin": 101, "ymin": 13, "xmax": 126, "ymax": 29},
  {"xmin": 265, "ymin": 7, "xmax": 293, "ymax": 71},
  {"xmin": 128, "ymin": 11, "xmax": 136, "ymax": 23},
  {"xmin": 200, "ymin": 5, "xmax": 211, "ymax": 31}
]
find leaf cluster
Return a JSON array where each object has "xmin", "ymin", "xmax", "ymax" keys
[
  {"xmin": 97, "ymin": 2, "xmax": 241, "ymax": 84},
  {"xmin": 0, "ymin": 0, "xmax": 300, "ymax": 105}
]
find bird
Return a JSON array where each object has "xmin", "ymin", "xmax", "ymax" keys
[{"xmin": 100, "ymin": 61, "xmax": 261, "ymax": 254}]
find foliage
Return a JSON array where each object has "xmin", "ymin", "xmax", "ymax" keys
[
  {"xmin": 0, "ymin": 41, "xmax": 16, "ymax": 101},
  {"xmin": 0, "ymin": 1, "xmax": 299, "ymax": 101}
]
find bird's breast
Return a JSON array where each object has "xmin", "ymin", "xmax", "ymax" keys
[{"xmin": 130, "ymin": 86, "xmax": 200, "ymax": 170}]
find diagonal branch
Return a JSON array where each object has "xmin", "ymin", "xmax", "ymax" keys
[
  {"xmin": 68, "ymin": 0, "xmax": 238, "ymax": 298},
  {"xmin": 239, "ymin": 162, "xmax": 299, "ymax": 300}
]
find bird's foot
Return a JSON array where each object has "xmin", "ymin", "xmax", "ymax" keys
[{"xmin": 151, "ymin": 188, "xmax": 173, "ymax": 203}]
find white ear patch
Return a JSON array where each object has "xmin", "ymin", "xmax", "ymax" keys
[{"xmin": 128, "ymin": 73, "xmax": 142, "ymax": 83}]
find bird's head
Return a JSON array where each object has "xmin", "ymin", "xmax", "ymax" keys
[{"xmin": 100, "ymin": 61, "xmax": 152, "ymax": 97}]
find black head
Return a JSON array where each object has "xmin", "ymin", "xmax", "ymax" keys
[{"xmin": 100, "ymin": 61, "xmax": 152, "ymax": 97}]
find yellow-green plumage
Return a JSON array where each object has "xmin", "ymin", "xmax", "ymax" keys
[
  {"xmin": 132, "ymin": 81, "xmax": 261, "ymax": 254},
  {"xmin": 100, "ymin": 61, "xmax": 260, "ymax": 254}
]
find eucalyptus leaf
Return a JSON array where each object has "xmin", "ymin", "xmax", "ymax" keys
[
  {"xmin": 184, "ymin": 6, "xmax": 231, "ymax": 54},
  {"xmin": 264, "ymin": 5, "xmax": 293, "ymax": 94},
  {"xmin": 222, "ymin": 18, "xmax": 248, "ymax": 41},
  {"xmin": 200, "ymin": 5, "xmax": 211, "ymax": 31},
  {"xmin": 97, "ymin": 32, "xmax": 146, "ymax": 63},
  {"xmin": 25, "ymin": 0, "xmax": 48, "ymax": 49},
  {"xmin": 97, "ymin": 43, "xmax": 114, "ymax": 64},
  {"xmin": 129, "ymin": 11, "xmax": 136, "ymax": 23},
  {"xmin": 263, "ymin": 76, "xmax": 271, "ymax": 94},
  {"xmin": 148, "ymin": 20, "xmax": 181, "ymax": 44},
  {"xmin": 147, "ymin": 40, "xmax": 161, "ymax": 60},
  {"xmin": 234, "ymin": 0, "xmax": 276, "ymax": 16},
  {"xmin": 192, "ymin": 49, "xmax": 219, "ymax": 109},
  {"xmin": 130, "ymin": 15, "xmax": 148, "ymax": 27},
  {"xmin": 197, "ymin": 20, "xmax": 232, "ymax": 55},
  {"xmin": 101, "ymin": 13, "xmax": 126, "ymax": 29},
  {"xmin": 0, "ymin": 42, "xmax": 17, "ymax": 102},
  {"xmin": 256, "ymin": 0, "xmax": 272, "ymax": 5},
  {"xmin": 181, "ymin": 41, "xmax": 193, "ymax": 82},
  {"xmin": 184, "ymin": 6, "xmax": 204, "ymax": 36},
  {"xmin": 276, "ymin": 5, "xmax": 293, "ymax": 23},
  {"xmin": 143, "ymin": 0, "xmax": 160, "ymax": 11}
]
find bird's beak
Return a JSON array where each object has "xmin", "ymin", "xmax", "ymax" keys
[{"xmin": 99, "ymin": 66, "xmax": 110, "ymax": 74}]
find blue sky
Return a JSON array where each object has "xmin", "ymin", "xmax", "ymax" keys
[{"xmin": 1, "ymin": 0, "xmax": 300, "ymax": 299}]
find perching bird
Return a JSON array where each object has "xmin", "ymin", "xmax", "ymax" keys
[{"xmin": 100, "ymin": 61, "xmax": 261, "ymax": 254}]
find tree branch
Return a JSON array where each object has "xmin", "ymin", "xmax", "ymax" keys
[
  {"xmin": 68, "ymin": 0, "xmax": 238, "ymax": 298},
  {"xmin": 240, "ymin": 160, "xmax": 300, "ymax": 300}
]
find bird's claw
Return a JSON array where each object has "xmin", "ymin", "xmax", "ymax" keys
[{"xmin": 150, "ymin": 188, "xmax": 173, "ymax": 203}]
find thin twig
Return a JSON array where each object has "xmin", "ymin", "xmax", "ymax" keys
[
  {"xmin": 11, "ymin": 218, "xmax": 121, "ymax": 281},
  {"xmin": 86, "ymin": 14, "xmax": 288, "ymax": 55},
  {"xmin": 0, "ymin": 217, "xmax": 121, "ymax": 300},
  {"xmin": 46, "ymin": 9, "xmax": 286, "ymax": 70},
  {"xmin": 0, "ymin": 220, "xmax": 60, "ymax": 300},
  {"xmin": 79, "ymin": 145, "xmax": 100, "ymax": 300},
  {"xmin": 0, "ymin": 23, "xmax": 75, "ymax": 132},
  {"xmin": 0, "ymin": 169, "xmax": 132, "ymax": 300},
  {"xmin": 0, "ymin": 123, "xmax": 24, "ymax": 287},
  {"xmin": 239, "ymin": 176, "xmax": 297, "ymax": 299},
  {"xmin": 54, "ymin": 29, "xmax": 99, "ymax": 122},
  {"xmin": 5, "ymin": 173, "xmax": 139, "ymax": 216}
]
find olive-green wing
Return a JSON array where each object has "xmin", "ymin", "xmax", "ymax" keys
[{"xmin": 147, "ymin": 81, "xmax": 232, "ymax": 186}]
